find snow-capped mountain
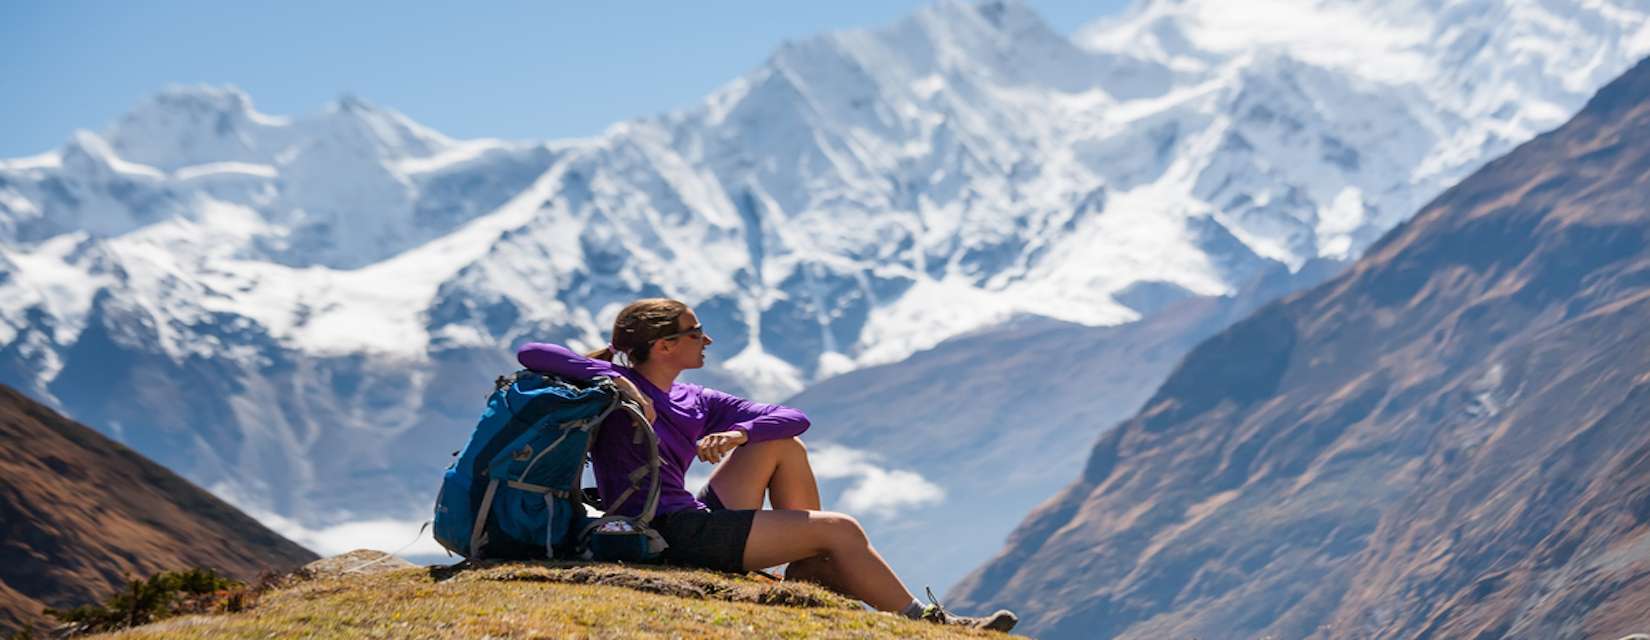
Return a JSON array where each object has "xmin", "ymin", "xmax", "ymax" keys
[
  {"xmin": 949, "ymin": 55, "xmax": 1650, "ymax": 638},
  {"xmin": 2, "ymin": 0, "xmax": 1647, "ymax": 539}
]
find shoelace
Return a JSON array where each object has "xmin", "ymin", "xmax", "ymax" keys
[
  {"xmin": 923, "ymin": 586, "xmax": 951, "ymax": 620},
  {"xmin": 921, "ymin": 588, "xmax": 1017, "ymax": 633}
]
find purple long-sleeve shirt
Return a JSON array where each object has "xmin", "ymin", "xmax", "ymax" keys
[{"xmin": 515, "ymin": 342, "xmax": 810, "ymax": 518}]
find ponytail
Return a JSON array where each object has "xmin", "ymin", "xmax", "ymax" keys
[
  {"xmin": 599, "ymin": 298, "xmax": 689, "ymax": 367},
  {"xmin": 586, "ymin": 344, "xmax": 635, "ymax": 367}
]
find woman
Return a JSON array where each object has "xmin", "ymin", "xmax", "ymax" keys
[{"xmin": 516, "ymin": 298, "xmax": 1016, "ymax": 631}]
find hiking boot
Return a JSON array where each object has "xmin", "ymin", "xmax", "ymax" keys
[{"xmin": 918, "ymin": 588, "xmax": 1018, "ymax": 633}]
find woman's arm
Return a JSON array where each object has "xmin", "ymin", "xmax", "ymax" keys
[
  {"xmin": 515, "ymin": 342, "xmax": 621, "ymax": 380},
  {"xmin": 516, "ymin": 342, "xmax": 655, "ymax": 421},
  {"xmin": 700, "ymin": 388, "xmax": 810, "ymax": 444}
]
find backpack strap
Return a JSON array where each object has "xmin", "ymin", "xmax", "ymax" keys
[
  {"xmin": 513, "ymin": 396, "xmax": 616, "ymax": 484},
  {"xmin": 628, "ymin": 401, "xmax": 664, "ymax": 525},
  {"xmin": 468, "ymin": 478, "xmax": 501, "ymax": 558},
  {"xmin": 601, "ymin": 400, "xmax": 664, "ymax": 525}
]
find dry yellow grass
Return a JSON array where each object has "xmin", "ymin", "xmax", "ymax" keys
[{"xmin": 92, "ymin": 561, "xmax": 1011, "ymax": 639}]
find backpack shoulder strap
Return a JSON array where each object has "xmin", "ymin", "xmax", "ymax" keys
[{"xmin": 600, "ymin": 399, "xmax": 664, "ymax": 524}]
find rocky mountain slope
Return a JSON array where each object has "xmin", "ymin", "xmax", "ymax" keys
[
  {"xmin": 0, "ymin": 384, "xmax": 316, "ymax": 635},
  {"xmin": 948, "ymin": 56, "xmax": 1650, "ymax": 640},
  {"xmin": 1, "ymin": 0, "xmax": 1647, "ymax": 555}
]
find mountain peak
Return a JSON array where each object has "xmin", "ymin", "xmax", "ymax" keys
[
  {"xmin": 752, "ymin": 0, "xmax": 1093, "ymax": 112},
  {"xmin": 326, "ymin": 92, "xmax": 408, "ymax": 125},
  {"xmin": 915, "ymin": 0, "xmax": 1043, "ymax": 33},
  {"xmin": 98, "ymin": 85, "xmax": 454, "ymax": 173},
  {"xmin": 105, "ymin": 83, "xmax": 284, "ymax": 172},
  {"xmin": 109, "ymin": 84, "xmax": 262, "ymax": 128},
  {"xmin": 314, "ymin": 92, "xmax": 453, "ymax": 158},
  {"xmin": 61, "ymin": 130, "xmax": 118, "ymax": 168},
  {"xmin": 905, "ymin": 0, "xmax": 1068, "ymax": 60},
  {"xmin": 332, "ymin": 92, "xmax": 375, "ymax": 113},
  {"xmin": 142, "ymin": 84, "xmax": 262, "ymax": 120}
]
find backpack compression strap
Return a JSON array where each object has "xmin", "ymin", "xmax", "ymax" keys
[
  {"xmin": 469, "ymin": 478, "xmax": 500, "ymax": 558},
  {"xmin": 509, "ymin": 398, "xmax": 621, "ymax": 496}
]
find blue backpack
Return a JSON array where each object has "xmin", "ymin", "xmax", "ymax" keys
[{"xmin": 433, "ymin": 371, "xmax": 667, "ymax": 562}]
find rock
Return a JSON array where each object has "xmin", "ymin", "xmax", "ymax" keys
[{"xmin": 303, "ymin": 549, "xmax": 415, "ymax": 578}]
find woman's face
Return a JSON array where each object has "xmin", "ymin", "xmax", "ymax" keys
[{"xmin": 652, "ymin": 308, "xmax": 712, "ymax": 369}]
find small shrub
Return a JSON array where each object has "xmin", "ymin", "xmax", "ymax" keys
[{"xmin": 45, "ymin": 568, "xmax": 245, "ymax": 636}]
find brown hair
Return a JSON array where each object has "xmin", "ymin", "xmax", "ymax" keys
[{"xmin": 585, "ymin": 298, "xmax": 689, "ymax": 366}]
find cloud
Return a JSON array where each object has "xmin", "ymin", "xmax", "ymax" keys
[
  {"xmin": 681, "ymin": 443, "xmax": 942, "ymax": 517},
  {"xmin": 809, "ymin": 443, "xmax": 945, "ymax": 518},
  {"xmin": 255, "ymin": 511, "xmax": 450, "ymax": 559},
  {"xmin": 209, "ymin": 482, "xmax": 449, "ymax": 560}
]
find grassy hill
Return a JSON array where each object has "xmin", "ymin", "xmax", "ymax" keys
[{"xmin": 90, "ymin": 558, "xmax": 1008, "ymax": 639}]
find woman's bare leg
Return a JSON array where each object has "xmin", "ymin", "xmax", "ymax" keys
[
  {"xmin": 742, "ymin": 509, "xmax": 913, "ymax": 612},
  {"xmin": 706, "ymin": 437, "xmax": 835, "ymax": 586},
  {"xmin": 706, "ymin": 436, "xmax": 820, "ymax": 510}
]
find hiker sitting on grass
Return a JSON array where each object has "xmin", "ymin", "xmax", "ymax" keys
[{"xmin": 516, "ymin": 297, "xmax": 1016, "ymax": 632}]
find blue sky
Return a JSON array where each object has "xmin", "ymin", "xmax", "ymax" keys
[{"xmin": 1, "ymin": 1, "xmax": 1130, "ymax": 158}]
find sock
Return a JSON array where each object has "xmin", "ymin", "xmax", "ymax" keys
[{"xmin": 900, "ymin": 600, "xmax": 926, "ymax": 619}]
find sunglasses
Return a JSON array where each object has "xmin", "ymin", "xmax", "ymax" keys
[{"xmin": 653, "ymin": 324, "xmax": 706, "ymax": 342}]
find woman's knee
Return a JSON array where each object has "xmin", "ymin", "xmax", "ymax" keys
[
  {"xmin": 813, "ymin": 511, "xmax": 867, "ymax": 548},
  {"xmin": 754, "ymin": 435, "xmax": 806, "ymax": 454},
  {"xmin": 780, "ymin": 436, "xmax": 809, "ymax": 462},
  {"xmin": 736, "ymin": 435, "xmax": 807, "ymax": 462}
]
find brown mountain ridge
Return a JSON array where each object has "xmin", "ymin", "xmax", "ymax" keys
[
  {"xmin": 949, "ymin": 57, "xmax": 1650, "ymax": 639},
  {"xmin": 0, "ymin": 384, "xmax": 316, "ymax": 634}
]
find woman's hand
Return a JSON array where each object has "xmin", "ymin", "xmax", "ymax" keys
[
  {"xmin": 695, "ymin": 430, "xmax": 749, "ymax": 464},
  {"xmin": 613, "ymin": 376, "xmax": 656, "ymax": 423}
]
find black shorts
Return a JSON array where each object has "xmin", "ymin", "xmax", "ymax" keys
[{"xmin": 653, "ymin": 486, "xmax": 756, "ymax": 574}]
